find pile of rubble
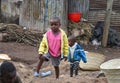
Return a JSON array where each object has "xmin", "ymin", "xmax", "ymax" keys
[
  {"xmin": 68, "ymin": 20, "xmax": 93, "ymax": 45},
  {"xmin": 0, "ymin": 23, "xmax": 43, "ymax": 47}
]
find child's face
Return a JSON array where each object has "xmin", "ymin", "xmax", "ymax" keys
[
  {"xmin": 50, "ymin": 19, "xmax": 61, "ymax": 33},
  {"xmin": 68, "ymin": 39, "xmax": 75, "ymax": 47}
]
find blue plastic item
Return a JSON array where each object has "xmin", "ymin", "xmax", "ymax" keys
[
  {"xmin": 40, "ymin": 71, "xmax": 52, "ymax": 77},
  {"xmin": 34, "ymin": 71, "xmax": 40, "ymax": 77}
]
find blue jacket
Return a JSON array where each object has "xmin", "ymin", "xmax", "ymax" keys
[{"xmin": 68, "ymin": 43, "xmax": 87, "ymax": 63}]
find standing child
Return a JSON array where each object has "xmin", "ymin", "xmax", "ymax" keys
[
  {"xmin": 68, "ymin": 36, "xmax": 87, "ymax": 77},
  {"xmin": 34, "ymin": 17, "xmax": 68, "ymax": 79}
]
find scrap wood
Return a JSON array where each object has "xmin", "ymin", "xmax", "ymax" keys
[
  {"xmin": 0, "ymin": 23, "xmax": 43, "ymax": 47},
  {"xmin": 68, "ymin": 21, "xmax": 92, "ymax": 36},
  {"xmin": 68, "ymin": 21, "xmax": 93, "ymax": 45}
]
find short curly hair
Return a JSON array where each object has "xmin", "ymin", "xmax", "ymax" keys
[
  {"xmin": 68, "ymin": 35, "xmax": 76, "ymax": 41},
  {"xmin": 0, "ymin": 61, "xmax": 16, "ymax": 77}
]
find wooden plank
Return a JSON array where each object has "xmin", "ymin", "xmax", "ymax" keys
[
  {"xmin": 90, "ymin": 0, "xmax": 120, "ymax": 10},
  {"xmin": 102, "ymin": 0, "xmax": 114, "ymax": 47},
  {"xmin": 88, "ymin": 11, "xmax": 120, "ymax": 31}
]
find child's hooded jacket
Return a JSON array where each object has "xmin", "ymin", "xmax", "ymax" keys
[{"xmin": 68, "ymin": 43, "xmax": 87, "ymax": 62}]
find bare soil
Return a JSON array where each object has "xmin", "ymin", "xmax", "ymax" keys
[{"xmin": 0, "ymin": 42, "xmax": 120, "ymax": 83}]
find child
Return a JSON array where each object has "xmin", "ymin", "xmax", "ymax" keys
[
  {"xmin": 0, "ymin": 61, "xmax": 22, "ymax": 83},
  {"xmin": 68, "ymin": 35, "xmax": 87, "ymax": 77},
  {"xmin": 34, "ymin": 17, "xmax": 68, "ymax": 79}
]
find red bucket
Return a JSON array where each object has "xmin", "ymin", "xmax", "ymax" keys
[{"xmin": 68, "ymin": 12, "xmax": 81, "ymax": 22}]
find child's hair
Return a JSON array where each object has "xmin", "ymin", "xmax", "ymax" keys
[
  {"xmin": 0, "ymin": 61, "xmax": 16, "ymax": 77},
  {"xmin": 68, "ymin": 35, "xmax": 76, "ymax": 42},
  {"xmin": 50, "ymin": 17, "xmax": 60, "ymax": 22}
]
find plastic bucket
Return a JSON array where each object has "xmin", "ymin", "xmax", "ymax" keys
[
  {"xmin": 68, "ymin": 12, "xmax": 81, "ymax": 22},
  {"xmin": 100, "ymin": 59, "xmax": 120, "ymax": 83}
]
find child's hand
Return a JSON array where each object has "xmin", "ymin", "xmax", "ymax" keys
[{"xmin": 64, "ymin": 57, "xmax": 67, "ymax": 61}]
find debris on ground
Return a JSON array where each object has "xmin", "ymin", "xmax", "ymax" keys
[
  {"xmin": 0, "ymin": 23, "xmax": 43, "ymax": 46},
  {"xmin": 68, "ymin": 21, "xmax": 93, "ymax": 45}
]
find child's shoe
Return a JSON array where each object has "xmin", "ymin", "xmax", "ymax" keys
[
  {"xmin": 55, "ymin": 78, "xmax": 59, "ymax": 80},
  {"xmin": 34, "ymin": 71, "xmax": 40, "ymax": 77}
]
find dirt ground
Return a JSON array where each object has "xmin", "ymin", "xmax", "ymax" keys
[{"xmin": 0, "ymin": 42, "xmax": 120, "ymax": 83}]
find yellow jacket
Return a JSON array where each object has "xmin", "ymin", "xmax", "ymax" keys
[{"xmin": 38, "ymin": 29, "xmax": 68, "ymax": 57}]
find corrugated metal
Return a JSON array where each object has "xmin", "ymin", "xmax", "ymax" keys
[
  {"xmin": 68, "ymin": 0, "xmax": 89, "ymax": 18},
  {"xmin": 88, "ymin": 11, "xmax": 120, "ymax": 32},
  {"xmin": 19, "ymin": 0, "xmax": 68, "ymax": 32},
  {"xmin": 20, "ymin": 0, "xmax": 45, "ymax": 31},
  {"xmin": 88, "ymin": 0, "xmax": 120, "ymax": 32},
  {"xmin": 1, "ymin": 0, "xmax": 21, "ymax": 17},
  {"xmin": 45, "ymin": 0, "xmax": 68, "ymax": 32},
  {"xmin": 90, "ymin": 0, "xmax": 120, "ymax": 10}
]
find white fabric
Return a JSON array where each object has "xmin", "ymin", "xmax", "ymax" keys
[{"xmin": 69, "ymin": 43, "xmax": 77, "ymax": 59}]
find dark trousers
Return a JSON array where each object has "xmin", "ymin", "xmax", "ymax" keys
[{"xmin": 70, "ymin": 61, "xmax": 79, "ymax": 77}]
